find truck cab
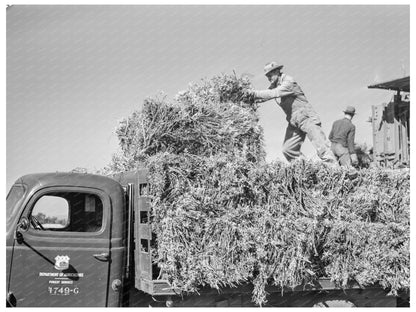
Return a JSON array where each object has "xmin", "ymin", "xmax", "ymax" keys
[{"xmin": 6, "ymin": 172, "xmax": 127, "ymax": 307}]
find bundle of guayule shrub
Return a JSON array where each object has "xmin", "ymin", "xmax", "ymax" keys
[
  {"xmin": 107, "ymin": 74, "xmax": 264, "ymax": 172},
  {"xmin": 106, "ymin": 74, "xmax": 409, "ymax": 306}
]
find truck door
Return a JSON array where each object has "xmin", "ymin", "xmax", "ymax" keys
[{"xmin": 8, "ymin": 187, "xmax": 112, "ymax": 307}]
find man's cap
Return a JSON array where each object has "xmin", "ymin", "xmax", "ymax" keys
[
  {"xmin": 344, "ymin": 106, "xmax": 356, "ymax": 115},
  {"xmin": 264, "ymin": 61, "xmax": 283, "ymax": 76}
]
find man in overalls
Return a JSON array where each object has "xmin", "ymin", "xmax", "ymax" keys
[{"xmin": 246, "ymin": 62, "xmax": 335, "ymax": 163}]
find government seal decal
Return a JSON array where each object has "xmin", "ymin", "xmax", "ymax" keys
[{"xmin": 54, "ymin": 255, "xmax": 70, "ymax": 271}]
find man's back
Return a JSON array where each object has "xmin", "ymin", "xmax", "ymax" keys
[{"xmin": 329, "ymin": 118, "xmax": 355, "ymax": 152}]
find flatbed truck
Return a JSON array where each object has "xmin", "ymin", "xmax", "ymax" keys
[{"xmin": 6, "ymin": 170, "xmax": 409, "ymax": 307}]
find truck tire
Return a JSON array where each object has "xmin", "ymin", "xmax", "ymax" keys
[
  {"xmin": 313, "ymin": 299, "xmax": 356, "ymax": 307},
  {"xmin": 166, "ymin": 297, "xmax": 174, "ymax": 307}
]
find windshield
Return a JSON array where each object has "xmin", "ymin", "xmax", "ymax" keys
[{"xmin": 6, "ymin": 184, "xmax": 26, "ymax": 229}]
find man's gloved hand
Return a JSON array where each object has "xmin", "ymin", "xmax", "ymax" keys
[
  {"xmin": 242, "ymin": 89, "xmax": 256, "ymax": 103},
  {"xmin": 350, "ymin": 153, "xmax": 358, "ymax": 166}
]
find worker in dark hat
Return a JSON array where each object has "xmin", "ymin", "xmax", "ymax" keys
[
  {"xmin": 245, "ymin": 62, "xmax": 336, "ymax": 163},
  {"xmin": 328, "ymin": 106, "xmax": 358, "ymax": 167}
]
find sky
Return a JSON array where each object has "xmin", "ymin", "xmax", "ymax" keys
[{"xmin": 6, "ymin": 4, "xmax": 410, "ymax": 191}]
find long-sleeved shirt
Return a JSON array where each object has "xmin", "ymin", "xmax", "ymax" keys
[
  {"xmin": 253, "ymin": 74, "xmax": 321, "ymax": 127},
  {"xmin": 328, "ymin": 118, "xmax": 356, "ymax": 154}
]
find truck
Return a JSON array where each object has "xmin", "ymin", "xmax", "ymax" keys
[{"xmin": 6, "ymin": 170, "xmax": 410, "ymax": 307}]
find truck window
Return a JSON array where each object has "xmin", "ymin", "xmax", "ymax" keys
[
  {"xmin": 30, "ymin": 192, "xmax": 103, "ymax": 233},
  {"xmin": 31, "ymin": 196, "xmax": 70, "ymax": 230}
]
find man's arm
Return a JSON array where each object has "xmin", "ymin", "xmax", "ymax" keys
[
  {"xmin": 347, "ymin": 125, "xmax": 356, "ymax": 155},
  {"xmin": 252, "ymin": 78, "xmax": 295, "ymax": 101}
]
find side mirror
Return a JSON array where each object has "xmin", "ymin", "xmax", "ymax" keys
[
  {"xmin": 17, "ymin": 217, "xmax": 30, "ymax": 232},
  {"xmin": 15, "ymin": 217, "xmax": 29, "ymax": 243}
]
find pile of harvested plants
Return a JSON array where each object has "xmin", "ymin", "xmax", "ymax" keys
[
  {"xmin": 106, "ymin": 74, "xmax": 263, "ymax": 173},
  {"xmin": 106, "ymin": 74, "xmax": 410, "ymax": 306}
]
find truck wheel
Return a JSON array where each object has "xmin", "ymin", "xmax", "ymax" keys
[
  {"xmin": 313, "ymin": 300, "xmax": 356, "ymax": 307},
  {"xmin": 166, "ymin": 297, "xmax": 174, "ymax": 307}
]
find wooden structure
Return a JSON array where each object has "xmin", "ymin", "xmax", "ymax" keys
[{"xmin": 368, "ymin": 76, "xmax": 410, "ymax": 168}]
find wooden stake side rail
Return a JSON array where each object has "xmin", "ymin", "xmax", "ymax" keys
[
  {"xmin": 134, "ymin": 169, "xmax": 176, "ymax": 296},
  {"xmin": 110, "ymin": 169, "xmax": 176, "ymax": 296}
]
